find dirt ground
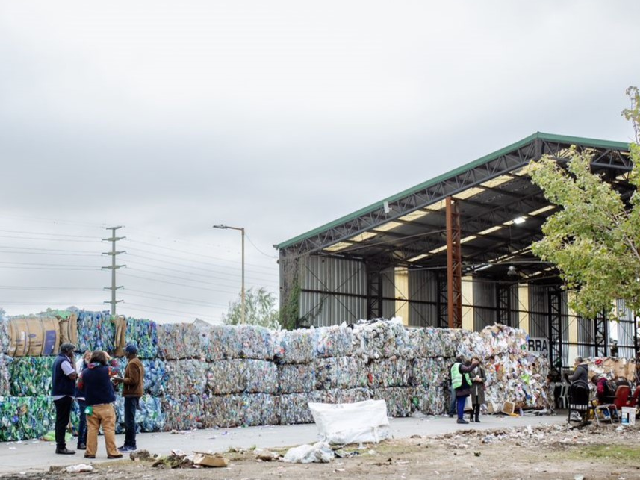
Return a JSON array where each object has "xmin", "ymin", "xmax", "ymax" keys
[{"xmin": 3, "ymin": 422, "xmax": 640, "ymax": 480}]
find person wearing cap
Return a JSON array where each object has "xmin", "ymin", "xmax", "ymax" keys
[
  {"xmin": 113, "ymin": 344, "xmax": 144, "ymax": 452},
  {"xmin": 51, "ymin": 343, "xmax": 78, "ymax": 455}
]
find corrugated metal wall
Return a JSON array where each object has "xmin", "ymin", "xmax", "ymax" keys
[
  {"xmin": 616, "ymin": 299, "xmax": 636, "ymax": 359},
  {"xmin": 529, "ymin": 285, "xmax": 570, "ymax": 366},
  {"xmin": 298, "ymin": 256, "xmax": 367, "ymax": 326},
  {"xmin": 380, "ymin": 269, "xmax": 397, "ymax": 320},
  {"xmin": 473, "ymin": 281, "xmax": 496, "ymax": 330},
  {"xmin": 408, "ymin": 270, "xmax": 438, "ymax": 327}
]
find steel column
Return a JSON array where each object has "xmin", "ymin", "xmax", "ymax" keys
[
  {"xmin": 497, "ymin": 283, "xmax": 512, "ymax": 327},
  {"xmin": 366, "ymin": 270, "xmax": 383, "ymax": 320},
  {"xmin": 548, "ymin": 288, "xmax": 563, "ymax": 369},
  {"xmin": 446, "ymin": 197, "xmax": 463, "ymax": 328},
  {"xmin": 436, "ymin": 270, "xmax": 448, "ymax": 328},
  {"xmin": 594, "ymin": 309, "xmax": 608, "ymax": 357}
]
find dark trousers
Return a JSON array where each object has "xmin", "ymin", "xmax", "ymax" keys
[
  {"xmin": 77, "ymin": 399, "xmax": 87, "ymax": 447},
  {"xmin": 456, "ymin": 396, "xmax": 467, "ymax": 420},
  {"xmin": 449, "ymin": 385, "xmax": 457, "ymax": 416},
  {"xmin": 124, "ymin": 397, "xmax": 139, "ymax": 447},
  {"xmin": 471, "ymin": 403, "xmax": 480, "ymax": 421},
  {"xmin": 54, "ymin": 396, "xmax": 73, "ymax": 449}
]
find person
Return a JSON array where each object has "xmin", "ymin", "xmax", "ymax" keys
[
  {"xmin": 469, "ymin": 356, "xmax": 485, "ymax": 422},
  {"xmin": 75, "ymin": 350, "xmax": 92, "ymax": 450},
  {"xmin": 567, "ymin": 356, "xmax": 589, "ymax": 425},
  {"xmin": 51, "ymin": 343, "xmax": 78, "ymax": 455},
  {"xmin": 591, "ymin": 374, "xmax": 610, "ymax": 405},
  {"xmin": 450, "ymin": 355, "xmax": 479, "ymax": 424},
  {"xmin": 113, "ymin": 344, "xmax": 144, "ymax": 452},
  {"xmin": 78, "ymin": 350, "xmax": 123, "ymax": 459}
]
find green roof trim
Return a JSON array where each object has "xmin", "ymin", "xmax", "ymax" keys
[{"xmin": 277, "ymin": 132, "xmax": 631, "ymax": 249}]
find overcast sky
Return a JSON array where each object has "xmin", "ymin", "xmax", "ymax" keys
[{"xmin": 1, "ymin": 1, "xmax": 639, "ymax": 324}]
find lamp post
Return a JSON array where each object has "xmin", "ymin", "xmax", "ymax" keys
[{"xmin": 213, "ymin": 224, "xmax": 245, "ymax": 324}]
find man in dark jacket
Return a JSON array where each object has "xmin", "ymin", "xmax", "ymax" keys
[
  {"xmin": 113, "ymin": 344, "xmax": 144, "ymax": 452},
  {"xmin": 51, "ymin": 343, "xmax": 77, "ymax": 455},
  {"xmin": 450, "ymin": 356, "xmax": 479, "ymax": 424}
]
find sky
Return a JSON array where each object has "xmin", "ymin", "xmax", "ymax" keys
[{"xmin": 1, "ymin": 0, "xmax": 639, "ymax": 324}]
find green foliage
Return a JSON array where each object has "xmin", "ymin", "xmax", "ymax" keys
[
  {"xmin": 222, "ymin": 287, "xmax": 281, "ymax": 329},
  {"xmin": 279, "ymin": 282, "xmax": 300, "ymax": 331},
  {"xmin": 529, "ymin": 87, "xmax": 640, "ymax": 318}
]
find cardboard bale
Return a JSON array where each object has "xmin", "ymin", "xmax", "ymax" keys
[{"xmin": 8, "ymin": 317, "xmax": 59, "ymax": 357}]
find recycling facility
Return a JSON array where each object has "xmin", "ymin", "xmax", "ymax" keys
[{"xmin": 0, "ymin": 312, "xmax": 557, "ymax": 442}]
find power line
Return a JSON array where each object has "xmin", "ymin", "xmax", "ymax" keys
[
  {"xmin": 119, "ymin": 272, "xmax": 236, "ymax": 293},
  {"xmin": 121, "ymin": 291, "xmax": 224, "ymax": 309},
  {"xmin": 0, "ymin": 286, "xmax": 103, "ymax": 291},
  {"xmin": 124, "ymin": 257, "xmax": 279, "ymax": 286},
  {"xmin": 245, "ymin": 232, "xmax": 278, "ymax": 259},
  {"xmin": 124, "ymin": 238, "xmax": 276, "ymax": 272},
  {"xmin": 0, "ymin": 234, "xmax": 100, "ymax": 243}
]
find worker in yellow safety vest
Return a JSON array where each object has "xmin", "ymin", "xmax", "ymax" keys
[{"xmin": 450, "ymin": 356, "xmax": 479, "ymax": 424}]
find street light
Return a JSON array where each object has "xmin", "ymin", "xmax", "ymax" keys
[{"xmin": 213, "ymin": 224, "xmax": 245, "ymax": 324}]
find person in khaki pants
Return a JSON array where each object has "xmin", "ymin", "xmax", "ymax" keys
[{"xmin": 77, "ymin": 351, "xmax": 123, "ymax": 459}]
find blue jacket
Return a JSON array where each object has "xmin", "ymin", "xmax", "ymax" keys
[
  {"xmin": 80, "ymin": 363, "xmax": 116, "ymax": 406},
  {"xmin": 52, "ymin": 353, "xmax": 76, "ymax": 397}
]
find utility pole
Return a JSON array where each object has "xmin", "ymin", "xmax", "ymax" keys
[
  {"xmin": 213, "ymin": 224, "xmax": 245, "ymax": 324},
  {"xmin": 102, "ymin": 226, "xmax": 125, "ymax": 315}
]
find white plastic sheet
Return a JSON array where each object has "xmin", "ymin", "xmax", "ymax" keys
[{"xmin": 309, "ymin": 399, "xmax": 390, "ymax": 445}]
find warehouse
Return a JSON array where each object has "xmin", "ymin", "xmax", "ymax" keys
[{"xmin": 276, "ymin": 132, "xmax": 636, "ymax": 368}]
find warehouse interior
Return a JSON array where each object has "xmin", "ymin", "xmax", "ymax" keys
[{"xmin": 277, "ymin": 132, "xmax": 637, "ymax": 368}]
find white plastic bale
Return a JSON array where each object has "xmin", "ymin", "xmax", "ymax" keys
[
  {"xmin": 157, "ymin": 323, "xmax": 201, "ymax": 360},
  {"xmin": 352, "ymin": 319, "xmax": 412, "ymax": 360},
  {"xmin": 243, "ymin": 360, "xmax": 278, "ymax": 394},
  {"xmin": 236, "ymin": 325, "xmax": 274, "ymax": 360},
  {"xmin": 164, "ymin": 360, "xmax": 207, "ymax": 396},
  {"xmin": 206, "ymin": 360, "xmax": 245, "ymax": 394},
  {"xmin": 314, "ymin": 325, "xmax": 353, "ymax": 358},
  {"xmin": 367, "ymin": 358, "xmax": 412, "ymax": 388},
  {"xmin": 273, "ymin": 329, "xmax": 316, "ymax": 364},
  {"xmin": 412, "ymin": 357, "xmax": 449, "ymax": 388},
  {"xmin": 277, "ymin": 363, "xmax": 315, "ymax": 394},
  {"xmin": 199, "ymin": 325, "xmax": 239, "ymax": 361},
  {"xmin": 242, "ymin": 393, "xmax": 278, "ymax": 426},
  {"xmin": 315, "ymin": 357, "xmax": 367, "ymax": 390}
]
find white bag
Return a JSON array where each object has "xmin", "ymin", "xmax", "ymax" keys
[{"xmin": 308, "ymin": 399, "xmax": 390, "ymax": 445}]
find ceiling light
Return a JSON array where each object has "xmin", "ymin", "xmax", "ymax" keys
[{"xmin": 513, "ymin": 216, "xmax": 527, "ymax": 225}]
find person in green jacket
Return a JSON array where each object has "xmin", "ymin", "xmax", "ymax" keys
[{"xmin": 450, "ymin": 356, "xmax": 479, "ymax": 424}]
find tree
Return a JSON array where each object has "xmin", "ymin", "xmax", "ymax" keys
[
  {"xmin": 529, "ymin": 87, "xmax": 640, "ymax": 318},
  {"xmin": 222, "ymin": 287, "xmax": 281, "ymax": 329}
]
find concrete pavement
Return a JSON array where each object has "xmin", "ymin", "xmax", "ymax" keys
[{"xmin": 0, "ymin": 413, "xmax": 567, "ymax": 475}]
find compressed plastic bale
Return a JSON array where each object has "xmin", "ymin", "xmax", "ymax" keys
[
  {"xmin": 273, "ymin": 329, "xmax": 315, "ymax": 364},
  {"xmin": 125, "ymin": 318, "xmax": 158, "ymax": 359},
  {"xmin": 243, "ymin": 360, "xmax": 278, "ymax": 394},
  {"xmin": 204, "ymin": 394, "xmax": 245, "ymax": 428},
  {"xmin": 276, "ymin": 392, "xmax": 323, "ymax": 425},
  {"xmin": 206, "ymin": 360, "xmax": 245, "ymax": 394},
  {"xmin": 165, "ymin": 360, "xmax": 207, "ymax": 396},
  {"xmin": 10, "ymin": 357, "xmax": 55, "ymax": 396},
  {"xmin": 367, "ymin": 358, "xmax": 412, "ymax": 388},
  {"xmin": 277, "ymin": 363, "xmax": 315, "ymax": 394},
  {"xmin": 314, "ymin": 325, "xmax": 353, "ymax": 358},
  {"xmin": 0, "ymin": 319, "xmax": 10, "ymax": 355},
  {"xmin": 236, "ymin": 325, "xmax": 274, "ymax": 360},
  {"xmin": 352, "ymin": 319, "xmax": 411, "ymax": 360},
  {"xmin": 457, "ymin": 330, "xmax": 490, "ymax": 360},
  {"xmin": 0, "ymin": 355, "xmax": 11, "ymax": 396},
  {"xmin": 0, "ymin": 396, "xmax": 56, "ymax": 442},
  {"xmin": 161, "ymin": 394, "xmax": 202, "ymax": 431},
  {"xmin": 315, "ymin": 357, "xmax": 367, "ymax": 390},
  {"xmin": 414, "ymin": 385, "xmax": 447, "ymax": 415},
  {"xmin": 157, "ymin": 323, "xmax": 201, "ymax": 360},
  {"xmin": 200, "ymin": 325, "xmax": 239, "ymax": 361},
  {"xmin": 412, "ymin": 357, "xmax": 449, "ymax": 388},
  {"xmin": 480, "ymin": 324, "xmax": 528, "ymax": 356},
  {"xmin": 371, "ymin": 387, "xmax": 415, "ymax": 417},
  {"xmin": 142, "ymin": 358, "xmax": 167, "ymax": 396},
  {"xmin": 242, "ymin": 393, "xmax": 278, "ymax": 426},
  {"xmin": 77, "ymin": 310, "xmax": 115, "ymax": 353}
]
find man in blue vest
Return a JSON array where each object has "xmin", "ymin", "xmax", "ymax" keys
[
  {"xmin": 51, "ymin": 343, "xmax": 78, "ymax": 454},
  {"xmin": 450, "ymin": 355, "xmax": 479, "ymax": 424}
]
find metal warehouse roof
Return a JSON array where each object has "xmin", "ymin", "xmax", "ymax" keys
[{"xmin": 277, "ymin": 132, "xmax": 632, "ymax": 282}]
